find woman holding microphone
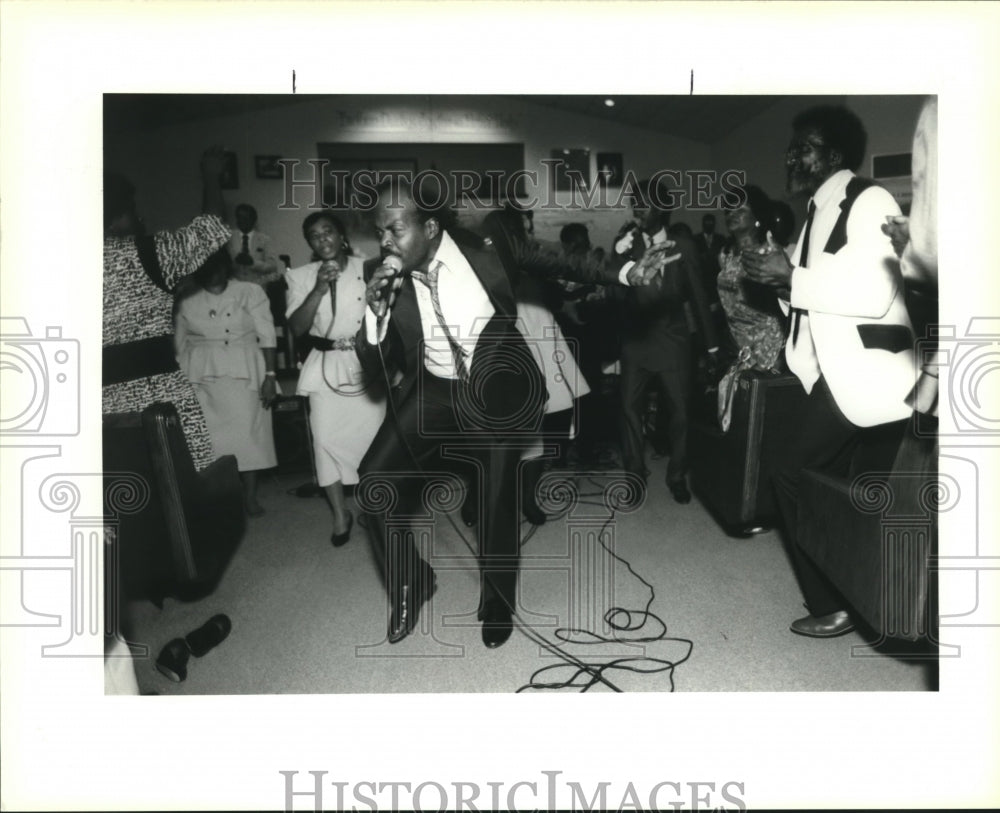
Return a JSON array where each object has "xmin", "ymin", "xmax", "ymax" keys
[{"xmin": 286, "ymin": 212, "xmax": 386, "ymax": 547}]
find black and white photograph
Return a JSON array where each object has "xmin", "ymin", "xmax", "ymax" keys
[
  {"xmin": 2, "ymin": 2, "xmax": 999, "ymax": 812},
  {"xmin": 99, "ymin": 91, "xmax": 941, "ymax": 698}
]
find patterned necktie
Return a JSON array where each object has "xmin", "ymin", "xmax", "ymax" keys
[
  {"xmin": 241, "ymin": 233, "xmax": 250, "ymax": 255},
  {"xmin": 791, "ymin": 200, "xmax": 817, "ymax": 346},
  {"xmin": 411, "ymin": 260, "xmax": 469, "ymax": 382}
]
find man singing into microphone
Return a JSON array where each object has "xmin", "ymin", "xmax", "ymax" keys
[{"xmin": 356, "ymin": 177, "xmax": 675, "ymax": 648}]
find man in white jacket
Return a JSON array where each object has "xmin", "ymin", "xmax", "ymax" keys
[{"xmin": 743, "ymin": 105, "xmax": 917, "ymax": 638}]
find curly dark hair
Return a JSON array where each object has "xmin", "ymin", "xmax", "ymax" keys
[
  {"xmin": 724, "ymin": 183, "xmax": 774, "ymax": 245},
  {"xmin": 791, "ymin": 105, "xmax": 868, "ymax": 172},
  {"xmin": 374, "ymin": 175, "xmax": 457, "ymax": 233},
  {"xmin": 301, "ymin": 210, "xmax": 353, "ymax": 256}
]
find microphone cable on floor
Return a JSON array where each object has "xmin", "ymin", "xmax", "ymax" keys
[
  {"xmin": 514, "ymin": 473, "xmax": 694, "ymax": 692},
  {"xmin": 371, "ymin": 308, "xmax": 692, "ymax": 692}
]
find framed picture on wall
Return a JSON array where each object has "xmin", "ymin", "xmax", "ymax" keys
[
  {"xmin": 318, "ymin": 156, "xmax": 418, "ymax": 209},
  {"xmin": 255, "ymin": 155, "xmax": 284, "ymax": 180},
  {"xmin": 551, "ymin": 148, "xmax": 590, "ymax": 191},
  {"xmin": 220, "ymin": 150, "xmax": 239, "ymax": 189},
  {"xmin": 596, "ymin": 152, "xmax": 623, "ymax": 187}
]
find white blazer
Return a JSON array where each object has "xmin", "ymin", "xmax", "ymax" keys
[{"xmin": 783, "ymin": 170, "xmax": 916, "ymax": 427}]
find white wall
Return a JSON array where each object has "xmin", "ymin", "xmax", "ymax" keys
[
  {"xmin": 107, "ymin": 94, "xmax": 927, "ymax": 263},
  {"xmin": 708, "ymin": 94, "xmax": 927, "ymax": 235},
  {"xmin": 106, "ymin": 95, "xmax": 712, "ymax": 266}
]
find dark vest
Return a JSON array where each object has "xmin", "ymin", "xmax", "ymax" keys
[{"xmin": 823, "ymin": 176, "xmax": 878, "ymax": 255}]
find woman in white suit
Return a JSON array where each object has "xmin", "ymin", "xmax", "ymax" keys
[{"xmin": 286, "ymin": 212, "xmax": 386, "ymax": 547}]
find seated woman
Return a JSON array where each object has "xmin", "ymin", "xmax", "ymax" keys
[
  {"xmin": 175, "ymin": 248, "xmax": 279, "ymax": 516},
  {"xmin": 285, "ymin": 212, "xmax": 386, "ymax": 547},
  {"xmin": 715, "ymin": 185, "xmax": 789, "ymax": 430}
]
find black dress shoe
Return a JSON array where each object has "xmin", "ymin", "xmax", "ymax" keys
[
  {"xmin": 387, "ymin": 573, "xmax": 437, "ymax": 644},
  {"xmin": 480, "ymin": 600, "xmax": 513, "ymax": 649},
  {"xmin": 523, "ymin": 502, "xmax": 546, "ymax": 526},
  {"xmin": 184, "ymin": 614, "xmax": 232, "ymax": 657},
  {"xmin": 667, "ymin": 479, "xmax": 691, "ymax": 504},
  {"xmin": 155, "ymin": 639, "xmax": 190, "ymax": 682},
  {"xmin": 790, "ymin": 610, "xmax": 856, "ymax": 638},
  {"xmin": 330, "ymin": 512, "xmax": 354, "ymax": 548}
]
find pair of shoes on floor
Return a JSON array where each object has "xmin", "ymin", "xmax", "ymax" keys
[
  {"xmin": 478, "ymin": 599, "xmax": 514, "ymax": 649},
  {"xmin": 387, "ymin": 569, "xmax": 438, "ymax": 644},
  {"xmin": 330, "ymin": 512, "xmax": 354, "ymax": 548},
  {"xmin": 154, "ymin": 614, "xmax": 232, "ymax": 682},
  {"xmin": 667, "ymin": 478, "xmax": 691, "ymax": 504},
  {"xmin": 790, "ymin": 609, "xmax": 856, "ymax": 638}
]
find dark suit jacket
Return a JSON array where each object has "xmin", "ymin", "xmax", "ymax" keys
[
  {"xmin": 616, "ymin": 232, "xmax": 719, "ymax": 370},
  {"xmin": 356, "ymin": 232, "xmax": 620, "ymax": 433},
  {"xmin": 697, "ymin": 232, "xmax": 726, "ymax": 260},
  {"xmin": 695, "ymin": 231, "xmax": 726, "ymax": 306}
]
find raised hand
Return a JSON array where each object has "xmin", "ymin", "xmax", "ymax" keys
[
  {"xmin": 881, "ymin": 215, "xmax": 910, "ymax": 258},
  {"xmin": 364, "ymin": 260, "xmax": 402, "ymax": 319},
  {"xmin": 313, "ymin": 259, "xmax": 342, "ymax": 292},
  {"xmin": 628, "ymin": 242, "xmax": 682, "ymax": 286}
]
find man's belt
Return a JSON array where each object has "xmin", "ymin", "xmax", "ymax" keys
[
  {"xmin": 310, "ymin": 335, "xmax": 356, "ymax": 352},
  {"xmin": 103, "ymin": 334, "xmax": 179, "ymax": 386}
]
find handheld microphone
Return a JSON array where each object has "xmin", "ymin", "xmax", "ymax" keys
[
  {"xmin": 378, "ymin": 255, "xmax": 404, "ymax": 325},
  {"xmin": 319, "ymin": 259, "xmax": 340, "ymax": 301}
]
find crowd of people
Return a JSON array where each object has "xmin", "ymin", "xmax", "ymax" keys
[{"xmin": 103, "ymin": 100, "xmax": 934, "ymax": 657}]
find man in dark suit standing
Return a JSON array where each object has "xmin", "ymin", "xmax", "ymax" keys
[
  {"xmin": 356, "ymin": 179, "xmax": 666, "ymax": 648},
  {"xmin": 695, "ymin": 212, "xmax": 726, "ymax": 330},
  {"xmin": 613, "ymin": 179, "xmax": 720, "ymax": 503},
  {"xmin": 696, "ymin": 214, "xmax": 726, "ymax": 267}
]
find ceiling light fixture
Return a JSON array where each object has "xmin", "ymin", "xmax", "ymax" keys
[{"xmin": 604, "ymin": 98, "xmax": 615, "ymax": 108}]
